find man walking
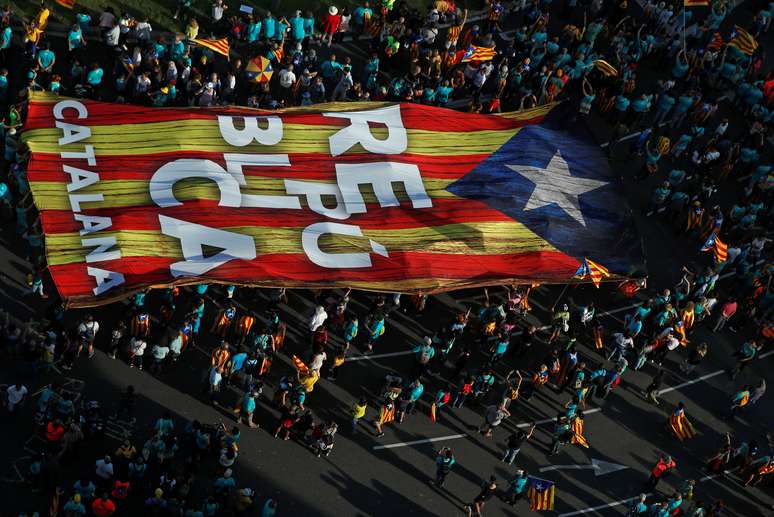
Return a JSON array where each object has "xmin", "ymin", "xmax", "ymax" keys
[
  {"xmin": 433, "ymin": 447, "xmax": 455, "ymax": 487},
  {"xmin": 501, "ymin": 423, "xmax": 535, "ymax": 465}
]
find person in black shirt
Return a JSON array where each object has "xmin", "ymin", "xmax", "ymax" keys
[
  {"xmin": 502, "ymin": 423, "xmax": 535, "ymax": 465},
  {"xmin": 464, "ymin": 475, "xmax": 498, "ymax": 516}
]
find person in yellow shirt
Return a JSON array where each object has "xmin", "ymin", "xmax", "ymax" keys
[
  {"xmin": 24, "ymin": 20, "xmax": 44, "ymax": 58},
  {"xmin": 350, "ymin": 396, "xmax": 367, "ymax": 433}
]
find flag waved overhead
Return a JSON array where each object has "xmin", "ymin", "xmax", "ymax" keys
[{"xmin": 23, "ymin": 92, "xmax": 641, "ymax": 306}]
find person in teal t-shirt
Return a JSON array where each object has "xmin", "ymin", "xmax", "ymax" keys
[
  {"xmin": 263, "ymin": 13, "xmax": 277, "ymax": 39},
  {"xmin": 290, "ymin": 11, "xmax": 305, "ymax": 43}
]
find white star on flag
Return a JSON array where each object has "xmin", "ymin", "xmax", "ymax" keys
[{"xmin": 506, "ymin": 150, "xmax": 608, "ymax": 227}]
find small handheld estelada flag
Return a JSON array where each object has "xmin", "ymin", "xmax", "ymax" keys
[
  {"xmin": 191, "ymin": 37, "xmax": 230, "ymax": 57},
  {"xmin": 574, "ymin": 257, "xmax": 610, "ymax": 287},
  {"xmin": 527, "ymin": 477, "xmax": 556, "ymax": 511},
  {"xmin": 292, "ymin": 355, "xmax": 309, "ymax": 376},
  {"xmin": 571, "ymin": 416, "xmax": 589, "ymax": 448}
]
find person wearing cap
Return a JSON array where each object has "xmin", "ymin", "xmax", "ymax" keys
[
  {"xmin": 92, "ymin": 493, "xmax": 116, "ymax": 517},
  {"xmin": 322, "ymin": 6, "xmax": 342, "ymax": 47},
  {"xmin": 63, "ymin": 493, "xmax": 86, "ymax": 516},
  {"xmin": 412, "ymin": 337, "xmax": 435, "ymax": 380}
]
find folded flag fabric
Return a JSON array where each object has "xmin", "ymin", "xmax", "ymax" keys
[
  {"xmin": 191, "ymin": 37, "xmax": 230, "ymax": 57},
  {"xmin": 727, "ymin": 25, "xmax": 758, "ymax": 56},
  {"xmin": 528, "ymin": 477, "xmax": 556, "ymax": 511},
  {"xmin": 55, "ymin": 0, "xmax": 76, "ymax": 8},
  {"xmin": 430, "ymin": 403, "xmax": 437, "ymax": 423},
  {"xmin": 684, "ymin": 0, "xmax": 709, "ymax": 6},
  {"xmin": 593, "ymin": 59, "xmax": 618, "ymax": 77}
]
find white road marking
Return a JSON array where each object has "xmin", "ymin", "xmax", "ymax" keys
[
  {"xmin": 558, "ymin": 495, "xmax": 644, "ymax": 516},
  {"xmin": 373, "ymin": 408, "xmax": 602, "ymax": 450},
  {"xmin": 372, "ymin": 434, "xmax": 467, "ymax": 450},
  {"xmin": 657, "ymin": 349, "xmax": 774, "ymax": 396}
]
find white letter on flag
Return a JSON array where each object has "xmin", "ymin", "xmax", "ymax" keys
[
  {"xmin": 159, "ymin": 215, "xmax": 257, "ymax": 277},
  {"xmin": 325, "ymin": 106, "xmax": 407, "ymax": 156}
]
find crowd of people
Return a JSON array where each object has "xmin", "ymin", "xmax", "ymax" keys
[{"xmin": 0, "ymin": 0, "xmax": 773, "ymax": 515}]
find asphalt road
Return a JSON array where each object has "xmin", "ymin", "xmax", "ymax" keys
[{"xmin": 1, "ymin": 1, "xmax": 773, "ymax": 517}]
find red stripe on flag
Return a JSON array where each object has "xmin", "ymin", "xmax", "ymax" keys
[
  {"xmin": 23, "ymin": 98, "xmax": 542, "ymax": 132},
  {"xmin": 27, "ymin": 150, "xmax": 489, "ymax": 182},
  {"xmin": 48, "ymin": 252, "xmax": 581, "ymax": 298},
  {"xmin": 39, "ymin": 198, "xmax": 514, "ymax": 234}
]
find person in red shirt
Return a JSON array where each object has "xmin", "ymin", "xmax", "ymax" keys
[
  {"xmin": 92, "ymin": 493, "xmax": 116, "ymax": 516},
  {"xmin": 713, "ymin": 297, "xmax": 737, "ymax": 332},
  {"xmin": 322, "ymin": 6, "xmax": 342, "ymax": 47},
  {"xmin": 45, "ymin": 419, "xmax": 65, "ymax": 453},
  {"xmin": 647, "ymin": 455, "xmax": 676, "ymax": 489}
]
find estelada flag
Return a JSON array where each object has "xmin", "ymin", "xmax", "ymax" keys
[
  {"xmin": 291, "ymin": 355, "xmax": 309, "ymax": 375},
  {"xmin": 727, "ymin": 25, "xmax": 758, "ymax": 56},
  {"xmin": 700, "ymin": 233, "xmax": 727, "ymax": 263},
  {"xmin": 574, "ymin": 258, "xmax": 610, "ymax": 287},
  {"xmin": 456, "ymin": 45, "xmax": 497, "ymax": 64},
  {"xmin": 22, "ymin": 93, "xmax": 641, "ymax": 306},
  {"xmin": 571, "ymin": 416, "xmax": 589, "ymax": 448},
  {"xmin": 429, "ymin": 403, "xmax": 437, "ymax": 423},
  {"xmin": 55, "ymin": 0, "xmax": 76, "ymax": 9},
  {"xmin": 191, "ymin": 37, "xmax": 230, "ymax": 57},
  {"xmin": 527, "ymin": 477, "xmax": 556, "ymax": 511},
  {"xmin": 669, "ymin": 412, "xmax": 696, "ymax": 441}
]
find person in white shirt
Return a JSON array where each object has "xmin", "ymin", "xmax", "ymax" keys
[
  {"xmin": 150, "ymin": 344, "xmax": 170, "ymax": 374},
  {"xmin": 308, "ymin": 305, "xmax": 328, "ymax": 333},
  {"xmin": 95, "ymin": 455, "xmax": 114, "ymax": 480},
  {"xmin": 77, "ymin": 315, "xmax": 100, "ymax": 359},
  {"xmin": 6, "ymin": 382, "xmax": 28, "ymax": 413},
  {"xmin": 129, "ymin": 337, "xmax": 146, "ymax": 370},
  {"xmin": 277, "ymin": 64, "xmax": 296, "ymax": 102},
  {"xmin": 209, "ymin": 366, "xmax": 223, "ymax": 403},
  {"xmin": 135, "ymin": 17, "xmax": 152, "ymax": 42},
  {"xmin": 309, "ymin": 350, "xmax": 327, "ymax": 374},
  {"xmin": 715, "ymin": 119, "xmax": 729, "ymax": 137},
  {"xmin": 211, "ymin": 0, "xmax": 227, "ymax": 23},
  {"xmin": 105, "ymin": 21, "xmax": 120, "ymax": 47},
  {"xmin": 608, "ymin": 331, "xmax": 634, "ymax": 362}
]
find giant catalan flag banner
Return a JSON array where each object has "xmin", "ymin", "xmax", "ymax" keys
[{"xmin": 22, "ymin": 92, "xmax": 641, "ymax": 306}]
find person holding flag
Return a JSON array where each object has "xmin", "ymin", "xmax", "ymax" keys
[
  {"xmin": 666, "ymin": 402, "xmax": 696, "ymax": 441},
  {"xmin": 729, "ymin": 385, "xmax": 751, "ymax": 418}
]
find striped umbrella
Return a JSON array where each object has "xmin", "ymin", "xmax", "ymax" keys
[{"xmin": 245, "ymin": 56, "xmax": 273, "ymax": 83}]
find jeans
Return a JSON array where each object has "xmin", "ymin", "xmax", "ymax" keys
[
  {"xmin": 713, "ymin": 315, "xmax": 729, "ymax": 332},
  {"xmin": 502, "ymin": 447, "xmax": 521, "ymax": 464},
  {"xmin": 452, "ymin": 393, "xmax": 467, "ymax": 408},
  {"xmin": 607, "ymin": 347, "xmax": 625, "ymax": 362},
  {"xmin": 634, "ymin": 353, "xmax": 647, "ymax": 371}
]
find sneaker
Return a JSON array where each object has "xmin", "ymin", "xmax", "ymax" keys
[
  {"xmin": 88, "ymin": 351, "xmax": 95, "ymax": 359},
  {"xmin": 376, "ymin": 432, "xmax": 385, "ymax": 438}
]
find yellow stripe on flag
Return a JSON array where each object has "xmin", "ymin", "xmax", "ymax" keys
[
  {"xmin": 42, "ymin": 220, "xmax": 559, "ymax": 266},
  {"xmin": 23, "ymin": 122, "xmax": 518, "ymax": 157},
  {"xmin": 192, "ymin": 37, "xmax": 230, "ymax": 57}
]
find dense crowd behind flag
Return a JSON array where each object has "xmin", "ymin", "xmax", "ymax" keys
[{"xmin": 22, "ymin": 92, "xmax": 642, "ymax": 306}]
